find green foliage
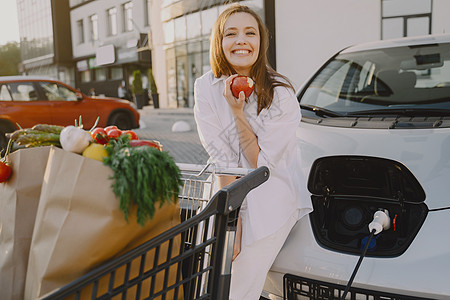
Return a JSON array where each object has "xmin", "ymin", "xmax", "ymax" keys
[
  {"xmin": 148, "ymin": 68, "xmax": 158, "ymax": 94},
  {"xmin": 132, "ymin": 70, "xmax": 144, "ymax": 95},
  {"xmin": 104, "ymin": 136, "xmax": 182, "ymax": 226},
  {"xmin": 0, "ymin": 42, "xmax": 20, "ymax": 76}
]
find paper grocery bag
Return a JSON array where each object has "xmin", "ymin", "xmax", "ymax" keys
[
  {"xmin": 25, "ymin": 146, "xmax": 182, "ymax": 299},
  {"xmin": 0, "ymin": 146, "xmax": 51, "ymax": 300}
]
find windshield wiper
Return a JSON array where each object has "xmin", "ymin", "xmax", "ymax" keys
[
  {"xmin": 300, "ymin": 104, "xmax": 344, "ymax": 117},
  {"xmin": 346, "ymin": 108, "xmax": 450, "ymax": 117}
]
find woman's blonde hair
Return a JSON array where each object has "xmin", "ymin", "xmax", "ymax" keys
[{"xmin": 210, "ymin": 4, "xmax": 294, "ymax": 114}]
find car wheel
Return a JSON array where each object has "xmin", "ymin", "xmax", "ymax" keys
[
  {"xmin": 0, "ymin": 121, "xmax": 17, "ymax": 157},
  {"xmin": 108, "ymin": 111, "xmax": 134, "ymax": 130}
]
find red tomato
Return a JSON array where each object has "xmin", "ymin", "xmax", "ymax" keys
[
  {"xmin": 107, "ymin": 128, "xmax": 122, "ymax": 139},
  {"xmin": 0, "ymin": 161, "xmax": 12, "ymax": 183},
  {"xmin": 104, "ymin": 125, "xmax": 119, "ymax": 133},
  {"xmin": 122, "ymin": 130, "xmax": 139, "ymax": 140},
  {"xmin": 129, "ymin": 139, "xmax": 162, "ymax": 151},
  {"xmin": 91, "ymin": 127, "xmax": 109, "ymax": 145}
]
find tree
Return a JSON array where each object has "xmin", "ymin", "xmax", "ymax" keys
[
  {"xmin": 148, "ymin": 68, "xmax": 158, "ymax": 94},
  {"xmin": 132, "ymin": 70, "xmax": 144, "ymax": 109},
  {"xmin": 132, "ymin": 70, "xmax": 144, "ymax": 95},
  {"xmin": 0, "ymin": 42, "xmax": 21, "ymax": 76}
]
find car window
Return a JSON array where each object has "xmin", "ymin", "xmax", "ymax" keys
[
  {"xmin": 0, "ymin": 84, "xmax": 12, "ymax": 101},
  {"xmin": 40, "ymin": 82, "xmax": 78, "ymax": 101},
  {"xmin": 300, "ymin": 41, "xmax": 450, "ymax": 115},
  {"xmin": 7, "ymin": 82, "xmax": 38, "ymax": 101}
]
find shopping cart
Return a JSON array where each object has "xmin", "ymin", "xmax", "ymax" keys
[{"xmin": 40, "ymin": 163, "xmax": 269, "ymax": 300}]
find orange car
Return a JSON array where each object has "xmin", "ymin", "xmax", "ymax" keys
[{"xmin": 0, "ymin": 76, "xmax": 140, "ymax": 152}]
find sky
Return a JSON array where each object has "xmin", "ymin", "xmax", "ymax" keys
[{"xmin": 0, "ymin": 0, "xmax": 20, "ymax": 45}]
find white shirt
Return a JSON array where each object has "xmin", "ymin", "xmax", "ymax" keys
[
  {"xmin": 194, "ymin": 71, "xmax": 312, "ymax": 245},
  {"xmin": 118, "ymin": 86, "xmax": 126, "ymax": 98}
]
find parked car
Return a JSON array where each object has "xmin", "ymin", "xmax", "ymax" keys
[
  {"xmin": 0, "ymin": 76, "xmax": 140, "ymax": 152},
  {"xmin": 262, "ymin": 33, "xmax": 450, "ymax": 299}
]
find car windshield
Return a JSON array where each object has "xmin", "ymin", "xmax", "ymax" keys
[{"xmin": 299, "ymin": 40, "xmax": 450, "ymax": 117}]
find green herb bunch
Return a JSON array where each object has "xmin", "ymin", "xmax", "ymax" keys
[{"xmin": 104, "ymin": 135, "xmax": 182, "ymax": 226}]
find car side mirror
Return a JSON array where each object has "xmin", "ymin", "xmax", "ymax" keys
[{"xmin": 76, "ymin": 91, "xmax": 84, "ymax": 101}]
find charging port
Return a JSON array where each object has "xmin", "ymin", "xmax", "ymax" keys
[{"xmin": 308, "ymin": 156, "xmax": 428, "ymax": 257}]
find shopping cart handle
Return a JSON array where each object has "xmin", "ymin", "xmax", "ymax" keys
[{"xmin": 218, "ymin": 166, "xmax": 269, "ymax": 214}]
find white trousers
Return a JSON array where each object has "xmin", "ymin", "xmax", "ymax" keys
[{"xmin": 229, "ymin": 212, "xmax": 298, "ymax": 300}]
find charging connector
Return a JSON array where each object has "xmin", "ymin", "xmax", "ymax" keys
[
  {"xmin": 341, "ymin": 209, "xmax": 391, "ymax": 299},
  {"xmin": 368, "ymin": 209, "xmax": 390, "ymax": 235}
]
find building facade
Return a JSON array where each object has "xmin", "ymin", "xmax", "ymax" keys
[
  {"xmin": 17, "ymin": 0, "xmax": 74, "ymax": 86},
  {"xmin": 149, "ymin": 0, "xmax": 267, "ymax": 108},
  {"xmin": 276, "ymin": 0, "xmax": 450, "ymax": 90},
  {"xmin": 16, "ymin": 0, "xmax": 450, "ymax": 108},
  {"xmin": 69, "ymin": 0, "xmax": 152, "ymax": 97},
  {"xmin": 151, "ymin": 0, "xmax": 450, "ymax": 108}
]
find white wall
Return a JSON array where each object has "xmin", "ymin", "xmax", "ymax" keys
[
  {"xmin": 275, "ymin": 0, "xmax": 381, "ymax": 90},
  {"xmin": 149, "ymin": 0, "xmax": 168, "ymax": 108},
  {"xmin": 432, "ymin": 0, "xmax": 450, "ymax": 35}
]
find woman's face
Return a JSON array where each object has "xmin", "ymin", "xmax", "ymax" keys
[{"xmin": 222, "ymin": 12, "xmax": 260, "ymax": 77}]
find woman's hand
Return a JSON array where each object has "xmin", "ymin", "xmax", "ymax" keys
[
  {"xmin": 224, "ymin": 74, "xmax": 260, "ymax": 168},
  {"xmin": 223, "ymin": 74, "xmax": 246, "ymax": 113}
]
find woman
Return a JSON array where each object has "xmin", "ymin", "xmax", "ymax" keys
[{"xmin": 194, "ymin": 4, "xmax": 312, "ymax": 299}]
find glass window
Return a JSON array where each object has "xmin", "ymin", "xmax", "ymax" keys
[
  {"xmin": 174, "ymin": 16, "xmax": 186, "ymax": 41},
  {"xmin": 18, "ymin": 0, "xmax": 54, "ymax": 61},
  {"xmin": 382, "ymin": 0, "xmax": 431, "ymax": 17},
  {"xmin": 123, "ymin": 2, "xmax": 133, "ymax": 32},
  {"xmin": 0, "ymin": 84, "xmax": 12, "ymax": 101},
  {"xmin": 107, "ymin": 7, "xmax": 118, "ymax": 36},
  {"xmin": 90, "ymin": 14, "xmax": 98, "ymax": 41},
  {"xmin": 77, "ymin": 19, "xmax": 84, "ymax": 44},
  {"xmin": 95, "ymin": 68, "xmax": 107, "ymax": 81},
  {"xmin": 202, "ymin": 50, "xmax": 210, "ymax": 75},
  {"xmin": 187, "ymin": 12, "xmax": 201, "ymax": 39},
  {"xmin": 382, "ymin": 18, "xmax": 403, "ymax": 39},
  {"xmin": 81, "ymin": 70, "xmax": 91, "ymax": 82},
  {"xmin": 407, "ymin": 16, "xmax": 430, "ymax": 37},
  {"xmin": 201, "ymin": 7, "xmax": 218, "ymax": 36},
  {"xmin": 110, "ymin": 67, "xmax": 123, "ymax": 80},
  {"xmin": 382, "ymin": 0, "xmax": 432, "ymax": 39},
  {"xmin": 9, "ymin": 82, "xmax": 37, "ymax": 101},
  {"xmin": 40, "ymin": 82, "xmax": 77, "ymax": 101}
]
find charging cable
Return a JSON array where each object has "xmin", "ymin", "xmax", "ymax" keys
[{"xmin": 341, "ymin": 209, "xmax": 390, "ymax": 299}]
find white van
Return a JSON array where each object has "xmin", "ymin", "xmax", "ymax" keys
[{"xmin": 263, "ymin": 34, "xmax": 450, "ymax": 300}]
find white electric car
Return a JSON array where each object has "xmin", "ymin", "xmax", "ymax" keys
[{"xmin": 263, "ymin": 34, "xmax": 450, "ymax": 299}]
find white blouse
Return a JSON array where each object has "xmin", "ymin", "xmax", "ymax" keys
[{"xmin": 194, "ymin": 71, "xmax": 312, "ymax": 245}]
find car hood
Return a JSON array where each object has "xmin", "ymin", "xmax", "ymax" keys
[{"xmin": 297, "ymin": 121, "xmax": 450, "ymax": 210}]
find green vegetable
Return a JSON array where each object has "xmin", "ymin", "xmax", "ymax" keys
[
  {"xmin": 8, "ymin": 129, "xmax": 48, "ymax": 141},
  {"xmin": 7, "ymin": 124, "xmax": 65, "ymax": 149},
  {"xmin": 31, "ymin": 124, "xmax": 64, "ymax": 134},
  {"xmin": 104, "ymin": 136, "xmax": 182, "ymax": 226},
  {"xmin": 15, "ymin": 132, "xmax": 60, "ymax": 145}
]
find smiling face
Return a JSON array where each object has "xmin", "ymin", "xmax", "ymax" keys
[{"xmin": 222, "ymin": 12, "xmax": 260, "ymax": 77}]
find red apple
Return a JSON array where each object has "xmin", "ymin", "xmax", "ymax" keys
[{"xmin": 231, "ymin": 76, "xmax": 255, "ymax": 98}]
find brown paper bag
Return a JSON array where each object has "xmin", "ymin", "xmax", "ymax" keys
[
  {"xmin": 0, "ymin": 146, "xmax": 51, "ymax": 300},
  {"xmin": 25, "ymin": 146, "xmax": 182, "ymax": 299}
]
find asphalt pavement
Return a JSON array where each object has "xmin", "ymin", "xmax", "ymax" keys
[{"xmin": 134, "ymin": 106, "xmax": 209, "ymax": 165}]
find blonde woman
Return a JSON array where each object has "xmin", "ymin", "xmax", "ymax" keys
[{"xmin": 194, "ymin": 4, "xmax": 312, "ymax": 299}]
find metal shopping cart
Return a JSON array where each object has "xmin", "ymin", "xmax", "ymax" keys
[{"xmin": 40, "ymin": 163, "xmax": 269, "ymax": 300}]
